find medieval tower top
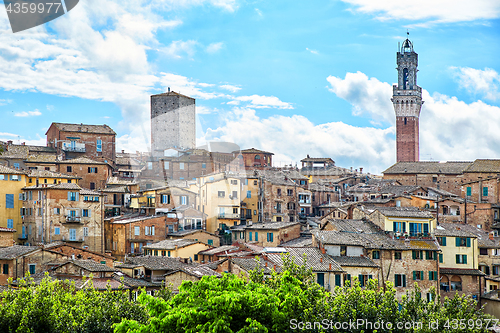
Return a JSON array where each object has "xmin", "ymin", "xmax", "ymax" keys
[{"xmin": 392, "ymin": 33, "xmax": 423, "ymax": 162}]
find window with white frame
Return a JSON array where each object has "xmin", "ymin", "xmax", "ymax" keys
[{"xmin": 96, "ymin": 139, "xmax": 102, "ymax": 152}]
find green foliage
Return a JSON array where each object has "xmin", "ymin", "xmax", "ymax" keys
[{"xmin": 0, "ymin": 274, "xmax": 149, "ymax": 333}]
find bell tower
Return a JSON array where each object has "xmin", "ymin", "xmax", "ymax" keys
[{"xmin": 392, "ymin": 34, "xmax": 423, "ymax": 162}]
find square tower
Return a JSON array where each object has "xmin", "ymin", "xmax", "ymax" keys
[
  {"xmin": 391, "ymin": 36, "xmax": 423, "ymax": 162},
  {"xmin": 150, "ymin": 90, "xmax": 196, "ymax": 157}
]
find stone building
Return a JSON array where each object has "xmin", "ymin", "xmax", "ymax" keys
[
  {"xmin": 150, "ymin": 90, "xmax": 195, "ymax": 157},
  {"xmin": 244, "ymin": 221, "xmax": 301, "ymax": 247},
  {"xmin": 21, "ymin": 183, "xmax": 104, "ymax": 253},
  {"xmin": 56, "ymin": 157, "xmax": 112, "ymax": 190},
  {"xmin": 392, "ymin": 36, "xmax": 423, "ymax": 163},
  {"xmin": 239, "ymin": 148, "xmax": 273, "ymax": 169},
  {"xmin": 45, "ymin": 122, "xmax": 116, "ymax": 164}
]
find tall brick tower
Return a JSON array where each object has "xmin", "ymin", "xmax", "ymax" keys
[{"xmin": 392, "ymin": 35, "xmax": 423, "ymax": 162}]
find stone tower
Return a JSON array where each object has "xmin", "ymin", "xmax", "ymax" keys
[
  {"xmin": 392, "ymin": 36, "xmax": 423, "ymax": 162},
  {"xmin": 150, "ymin": 90, "xmax": 196, "ymax": 157}
]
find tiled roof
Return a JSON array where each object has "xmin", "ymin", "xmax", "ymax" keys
[
  {"xmin": 101, "ymin": 186, "xmax": 129, "ymax": 194},
  {"xmin": 28, "ymin": 169, "xmax": 77, "ymax": 179},
  {"xmin": 113, "ymin": 273, "xmax": 161, "ymax": 287},
  {"xmin": 439, "ymin": 268, "xmax": 486, "ymax": 276},
  {"xmin": 379, "ymin": 185, "xmax": 423, "ymax": 196},
  {"xmin": 374, "ymin": 207, "xmax": 434, "ymax": 219},
  {"xmin": 86, "ymin": 278, "xmax": 128, "ymax": 290},
  {"xmin": 278, "ymin": 237, "xmax": 313, "ymax": 247},
  {"xmin": 58, "ymin": 157, "xmax": 109, "ymax": 165},
  {"xmin": 300, "ymin": 157, "xmax": 334, "ymax": 163},
  {"xmin": 68, "ymin": 260, "xmax": 116, "ymax": 272},
  {"xmin": 27, "ymin": 145, "xmax": 57, "ymax": 153},
  {"xmin": 25, "ymin": 155, "xmax": 58, "ymax": 163},
  {"xmin": 240, "ymin": 148, "xmax": 274, "ymax": 155},
  {"xmin": 434, "ymin": 223, "xmax": 477, "ymax": 238},
  {"xmin": 321, "ymin": 219, "xmax": 382, "ymax": 233},
  {"xmin": 383, "ymin": 161, "xmax": 472, "ymax": 175},
  {"xmin": 0, "ymin": 245, "xmax": 39, "ymax": 260},
  {"xmin": 300, "ymin": 166, "xmax": 354, "ymax": 176},
  {"xmin": 165, "ymin": 265, "xmax": 221, "ymax": 278},
  {"xmin": 80, "ymin": 188, "xmax": 101, "ymax": 195},
  {"xmin": 245, "ymin": 221, "xmax": 299, "ymax": 230},
  {"xmin": 308, "ymin": 183, "xmax": 336, "ymax": 192},
  {"xmin": 465, "ymin": 159, "xmax": 500, "ymax": 173},
  {"xmin": 0, "ymin": 165, "xmax": 25, "ymax": 174},
  {"xmin": 23, "ymin": 182, "xmax": 82, "ymax": 191},
  {"xmin": 168, "ymin": 229, "xmax": 217, "ymax": 237},
  {"xmin": 50, "ymin": 122, "xmax": 116, "ymax": 135},
  {"xmin": 117, "ymin": 256, "xmax": 190, "ymax": 271},
  {"xmin": 426, "ymin": 187, "xmax": 458, "ymax": 197},
  {"xmin": 267, "ymin": 247, "xmax": 343, "ymax": 272},
  {"xmin": 198, "ymin": 245, "xmax": 240, "ymax": 256},
  {"xmin": 0, "ymin": 227, "xmax": 16, "ymax": 232},
  {"xmin": 143, "ymin": 239, "xmax": 199, "ymax": 250},
  {"xmin": 231, "ymin": 257, "xmax": 280, "ymax": 274},
  {"xmin": 331, "ymin": 256, "xmax": 379, "ymax": 267},
  {"xmin": 448, "ymin": 224, "xmax": 499, "ymax": 248}
]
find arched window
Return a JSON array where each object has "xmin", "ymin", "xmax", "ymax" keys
[
  {"xmin": 403, "ymin": 68, "xmax": 409, "ymax": 89},
  {"xmin": 254, "ymin": 155, "xmax": 261, "ymax": 160},
  {"xmin": 440, "ymin": 275, "xmax": 449, "ymax": 292},
  {"xmin": 450, "ymin": 275, "xmax": 462, "ymax": 291}
]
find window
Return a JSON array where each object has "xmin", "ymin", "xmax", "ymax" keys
[
  {"xmin": 413, "ymin": 271, "xmax": 424, "ymax": 281},
  {"xmin": 68, "ymin": 192, "xmax": 79, "ymax": 201},
  {"xmin": 164, "ymin": 161, "xmax": 169, "ymax": 170},
  {"xmin": 208, "ymin": 239, "xmax": 213, "ymax": 246},
  {"xmin": 409, "ymin": 222, "xmax": 429, "ymax": 236},
  {"xmin": 395, "ymin": 274, "xmax": 406, "ymax": 287},
  {"xmin": 161, "ymin": 194, "xmax": 170, "ymax": 204},
  {"xmin": 432, "ymin": 176, "xmax": 437, "ymax": 183},
  {"xmin": 7, "ymin": 219, "xmax": 13, "ymax": 229},
  {"xmin": 179, "ymin": 162, "xmax": 184, "ymax": 170},
  {"xmin": 340, "ymin": 246, "xmax": 347, "ymax": 256},
  {"xmin": 287, "ymin": 189, "xmax": 293, "ymax": 196},
  {"xmin": 147, "ymin": 162, "xmax": 153, "ymax": 170},
  {"xmin": 82, "ymin": 209, "xmax": 90, "ymax": 217},
  {"xmin": 372, "ymin": 250, "xmax": 380, "ymax": 259},
  {"xmin": 267, "ymin": 232, "xmax": 274, "ymax": 243},
  {"xmin": 247, "ymin": 191, "xmax": 251, "ymax": 198},
  {"xmin": 69, "ymin": 229, "xmax": 76, "ymax": 241},
  {"xmin": 28, "ymin": 264, "xmax": 36, "ymax": 275},
  {"xmin": 218, "ymin": 191, "xmax": 225, "ymax": 198},
  {"xmin": 429, "ymin": 271, "xmax": 438, "ymax": 281},
  {"xmin": 2, "ymin": 264, "xmax": 8, "ymax": 274},
  {"xmin": 83, "ymin": 227, "xmax": 89, "ymax": 237},
  {"xmin": 466, "ymin": 187, "xmax": 471, "ymax": 196},
  {"xmin": 393, "ymin": 222, "xmax": 406, "ymax": 233},
  {"xmin": 67, "ymin": 166, "xmax": 72, "ymax": 172},
  {"xmin": 5, "ymin": 194, "xmax": 14, "ymax": 208},
  {"xmin": 88, "ymin": 167, "xmax": 97, "ymax": 173},
  {"xmin": 202, "ymin": 163, "xmax": 206, "ymax": 169},
  {"xmin": 480, "ymin": 248, "xmax": 488, "ymax": 255},
  {"xmin": 455, "ymin": 237, "xmax": 471, "ymax": 247},
  {"xmin": 276, "ymin": 216, "xmax": 282, "ymax": 222},
  {"xmin": 231, "ymin": 180, "xmax": 237, "ymax": 185},
  {"xmin": 437, "ymin": 237, "xmax": 447, "ymax": 246},
  {"xmin": 54, "ymin": 227, "xmax": 60, "ymax": 235},
  {"xmin": 96, "ymin": 139, "xmax": 102, "ymax": 152},
  {"xmin": 394, "ymin": 251, "xmax": 402, "ymax": 260},
  {"xmin": 90, "ymin": 182, "xmax": 95, "ymax": 190},
  {"xmin": 456, "ymin": 254, "xmax": 467, "ymax": 264},
  {"xmin": 277, "ymin": 188, "xmax": 281, "ymax": 196},
  {"xmin": 483, "ymin": 187, "xmax": 489, "ymax": 197},
  {"xmin": 232, "ymin": 191, "xmax": 237, "ymax": 199},
  {"xmin": 134, "ymin": 226, "xmax": 140, "ymax": 235},
  {"xmin": 494, "ymin": 266, "xmax": 500, "ymax": 275},
  {"xmin": 180, "ymin": 196, "xmax": 187, "ymax": 205},
  {"xmin": 14, "ymin": 163, "xmax": 20, "ymax": 169},
  {"xmin": 68, "ymin": 180, "xmax": 71, "ymax": 183},
  {"xmin": 254, "ymin": 180, "xmax": 258, "ymax": 185},
  {"xmin": 412, "ymin": 250, "xmax": 423, "ymax": 260},
  {"xmin": 426, "ymin": 251, "xmax": 435, "ymax": 260}
]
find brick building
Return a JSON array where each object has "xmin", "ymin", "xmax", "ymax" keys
[
  {"xmin": 239, "ymin": 148, "xmax": 273, "ymax": 169},
  {"xmin": 244, "ymin": 221, "xmax": 301, "ymax": 247},
  {"xmin": 56, "ymin": 157, "xmax": 112, "ymax": 190},
  {"xmin": 46, "ymin": 123, "xmax": 116, "ymax": 164}
]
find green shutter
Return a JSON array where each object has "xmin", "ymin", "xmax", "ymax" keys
[
  {"xmin": 466, "ymin": 237, "xmax": 471, "ymax": 247},
  {"xmin": 358, "ymin": 275, "xmax": 364, "ymax": 287},
  {"xmin": 346, "ymin": 274, "xmax": 351, "ymax": 282},
  {"xmin": 335, "ymin": 274, "xmax": 341, "ymax": 286},
  {"xmin": 483, "ymin": 187, "xmax": 488, "ymax": 197},
  {"xmin": 393, "ymin": 222, "xmax": 397, "ymax": 232},
  {"xmin": 467, "ymin": 187, "xmax": 471, "ymax": 196},
  {"xmin": 412, "ymin": 250, "xmax": 416, "ymax": 259},
  {"xmin": 395, "ymin": 275, "xmax": 398, "ymax": 286},
  {"xmin": 442, "ymin": 237, "xmax": 446, "ymax": 246},
  {"xmin": 426, "ymin": 251, "xmax": 430, "ymax": 260},
  {"xmin": 368, "ymin": 275, "xmax": 373, "ymax": 280},
  {"xmin": 402, "ymin": 275, "xmax": 406, "ymax": 287},
  {"xmin": 463, "ymin": 255, "xmax": 467, "ymax": 265},
  {"xmin": 456, "ymin": 254, "xmax": 460, "ymax": 264},
  {"xmin": 456, "ymin": 237, "xmax": 461, "ymax": 247},
  {"xmin": 421, "ymin": 271, "xmax": 424, "ymax": 280},
  {"xmin": 413, "ymin": 271, "xmax": 416, "ymax": 280},
  {"xmin": 429, "ymin": 271, "xmax": 432, "ymax": 280},
  {"xmin": 439, "ymin": 253, "xmax": 443, "ymax": 263}
]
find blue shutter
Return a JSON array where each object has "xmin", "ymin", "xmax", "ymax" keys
[
  {"xmin": 7, "ymin": 219, "xmax": 13, "ymax": 229},
  {"xmin": 483, "ymin": 187, "xmax": 488, "ymax": 197},
  {"xmin": 402, "ymin": 222, "xmax": 406, "ymax": 233},
  {"xmin": 249, "ymin": 232, "xmax": 252, "ymax": 241},
  {"xmin": 68, "ymin": 192, "xmax": 71, "ymax": 201},
  {"xmin": 393, "ymin": 222, "xmax": 397, "ymax": 232},
  {"xmin": 6, "ymin": 194, "xmax": 14, "ymax": 208},
  {"xmin": 467, "ymin": 187, "xmax": 471, "ymax": 196},
  {"xmin": 456, "ymin": 237, "xmax": 460, "ymax": 247},
  {"xmin": 255, "ymin": 232, "xmax": 258, "ymax": 241},
  {"xmin": 423, "ymin": 223, "xmax": 429, "ymax": 235}
]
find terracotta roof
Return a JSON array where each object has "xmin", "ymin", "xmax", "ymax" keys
[
  {"xmin": 245, "ymin": 221, "xmax": 299, "ymax": 230},
  {"xmin": 23, "ymin": 183, "xmax": 82, "ymax": 190},
  {"xmin": 439, "ymin": 268, "xmax": 486, "ymax": 276},
  {"xmin": 80, "ymin": 188, "xmax": 101, "ymax": 195},
  {"xmin": 0, "ymin": 227, "xmax": 16, "ymax": 233},
  {"xmin": 434, "ymin": 223, "xmax": 477, "ymax": 238},
  {"xmin": 300, "ymin": 167, "xmax": 354, "ymax": 176},
  {"xmin": 113, "ymin": 273, "xmax": 161, "ymax": 287},
  {"xmin": 278, "ymin": 237, "xmax": 313, "ymax": 247},
  {"xmin": 27, "ymin": 169, "xmax": 78, "ymax": 179},
  {"xmin": 383, "ymin": 161, "xmax": 472, "ymax": 175},
  {"xmin": 58, "ymin": 157, "xmax": 109, "ymax": 165},
  {"xmin": 300, "ymin": 157, "xmax": 334, "ymax": 163},
  {"xmin": 168, "ymin": 229, "xmax": 217, "ymax": 237},
  {"xmin": 198, "ymin": 245, "xmax": 240, "ymax": 256},
  {"xmin": 101, "ymin": 186, "xmax": 128, "ymax": 193},
  {"xmin": 117, "ymin": 256, "xmax": 190, "ymax": 271},
  {"xmin": 374, "ymin": 207, "xmax": 434, "ymax": 219},
  {"xmin": 331, "ymin": 256, "xmax": 379, "ymax": 267},
  {"xmin": 49, "ymin": 122, "xmax": 116, "ymax": 135},
  {"xmin": 240, "ymin": 148, "xmax": 274, "ymax": 155},
  {"xmin": 267, "ymin": 247, "xmax": 343, "ymax": 272},
  {"xmin": 64, "ymin": 260, "xmax": 116, "ymax": 272},
  {"xmin": 0, "ymin": 165, "xmax": 25, "ymax": 174},
  {"xmin": 231, "ymin": 257, "xmax": 280, "ymax": 274},
  {"xmin": 165, "ymin": 265, "xmax": 221, "ymax": 278},
  {"xmin": 465, "ymin": 159, "xmax": 500, "ymax": 173},
  {"xmin": 143, "ymin": 239, "xmax": 199, "ymax": 250},
  {"xmin": 0, "ymin": 245, "xmax": 39, "ymax": 259}
]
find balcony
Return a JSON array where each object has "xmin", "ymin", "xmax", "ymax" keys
[
  {"xmin": 61, "ymin": 142, "xmax": 86, "ymax": 153},
  {"xmin": 65, "ymin": 237, "xmax": 84, "ymax": 243},
  {"xmin": 65, "ymin": 216, "xmax": 82, "ymax": 223},
  {"xmin": 18, "ymin": 234, "xmax": 27, "ymax": 240},
  {"xmin": 218, "ymin": 213, "xmax": 240, "ymax": 219}
]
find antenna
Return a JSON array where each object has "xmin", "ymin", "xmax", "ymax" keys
[{"xmin": 407, "ymin": 30, "xmax": 409, "ymax": 37}]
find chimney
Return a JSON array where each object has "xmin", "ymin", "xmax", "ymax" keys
[
  {"xmin": 7, "ymin": 140, "xmax": 12, "ymax": 145},
  {"xmin": 320, "ymin": 257, "xmax": 323, "ymax": 263},
  {"xmin": 121, "ymin": 150, "xmax": 125, "ymax": 154},
  {"xmin": 329, "ymin": 263, "xmax": 332, "ymax": 270},
  {"xmin": 21, "ymin": 142, "xmax": 25, "ymax": 146},
  {"xmin": 168, "ymin": 87, "xmax": 170, "ymax": 92},
  {"xmin": 360, "ymin": 167, "xmax": 363, "ymax": 174},
  {"xmin": 490, "ymin": 233, "xmax": 494, "ymax": 241}
]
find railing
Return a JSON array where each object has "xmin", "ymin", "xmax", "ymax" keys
[
  {"xmin": 65, "ymin": 216, "xmax": 81, "ymax": 223},
  {"xmin": 61, "ymin": 142, "xmax": 86, "ymax": 152},
  {"xmin": 218, "ymin": 213, "xmax": 240, "ymax": 219}
]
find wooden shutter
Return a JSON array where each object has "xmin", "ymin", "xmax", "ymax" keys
[
  {"xmin": 456, "ymin": 237, "xmax": 461, "ymax": 247},
  {"xmin": 335, "ymin": 274, "xmax": 341, "ymax": 286},
  {"xmin": 402, "ymin": 275, "xmax": 406, "ymax": 287},
  {"xmin": 421, "ymin": 271, "xmax": 424, "ymax": 280},
  {"xmin": 412, "ymin": 250, "xmax": 416, "ymax": 259},
  {"xmin": 463, "ymin": 255, "xmax": 467, "ymax": 265},
  {"xmin": 466, "ymin": 238, "xmax": 471, "ymax": 247},
  {"xmin": 358, "ymin": 275, "xmax": 363, "ymax": 287},
  {"xmin": 413, "ymin": 271, "xmax": 416, "ymax": 280},
  {"xmin": 442, "ymin": 237, "xmax": 447, "ymax": 246}
]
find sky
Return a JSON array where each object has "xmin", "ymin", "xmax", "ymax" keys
[{"xmin": 0, "ymin": 0, "xmax": 499, "ymax": 174}]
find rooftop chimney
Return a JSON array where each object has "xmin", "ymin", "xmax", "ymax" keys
[
  {"xmin": 168, "ymin": 87, "xmax": 170, "ymax": 92},
  {"xmin": 121, "ymin": 149, "xmax": 125, "ymax": 154},
  {"xmin": 7, "ymin": 140, "xmax": 12, "ymax": 145},
  {"xmin": 21, "ymin": 142, "xmax": 25, "ymax": 146},
  {"xmin": 490, "ymin": 233, "xmax": 494, "ymax": 241}
]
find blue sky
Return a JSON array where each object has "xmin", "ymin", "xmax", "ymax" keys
[{"xmin": 0, "ymin": 0, "xmax": 499, "ymax": 173}]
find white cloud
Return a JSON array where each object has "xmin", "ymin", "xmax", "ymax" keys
[
  {"xmin": 197, "ymin": 105, "xmax": 218, "ymax": 114},
  {"xmin": 158, "ymin": 73, "xmax": 229, "ymax": 100},
  {"xmin": 220, "ymin": 84, "xmax": 241, "ymax": 93},
  {"xmin": 326, "ymin": 71, "xmax": 500, "ymax": 168},
  {"xmin": 201, "ymin": 108, "xmax": 394, "ymax": 173},
  {"xmin": 306, "ymin": 47, "xmax": 319, "ymax": 55},
  {"xmin": 255, "ymin": 8, "xmax": 263, "ymax": 18},
  {"xmin": 235, "ymin": 95, "xmax": 293, "ymax": 109},
  {"xmin": 341, "ymin": 0, "xmax": 500, "ymax": 24},
  {"xmin": 206, "ymin": 42, "xmax": 224, "ymax": 53},
  {"xmin": 227, "ymin": 100, "xmax": 240, "ymax": 105},
  {"xmin": 0, "ymin": 132, "xmax": 18, "ymax": 137},
  {"xmin": 46, "ymin": 104, "xmax": 54, "ymax": 111},
  {"xmin": 161, "ymin": 40, "xmax": 198, "ymax": 59},
  {"xmin": 452, "ymin": 67, "xmax": 500, "ymax": 101},
  {"xmin": 0, "ymin": 99, "xmax": 12, "ymax": 106},
  {"xmin": 14, "ymin": 109, "xmax": 42, "ymax": 117}
]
